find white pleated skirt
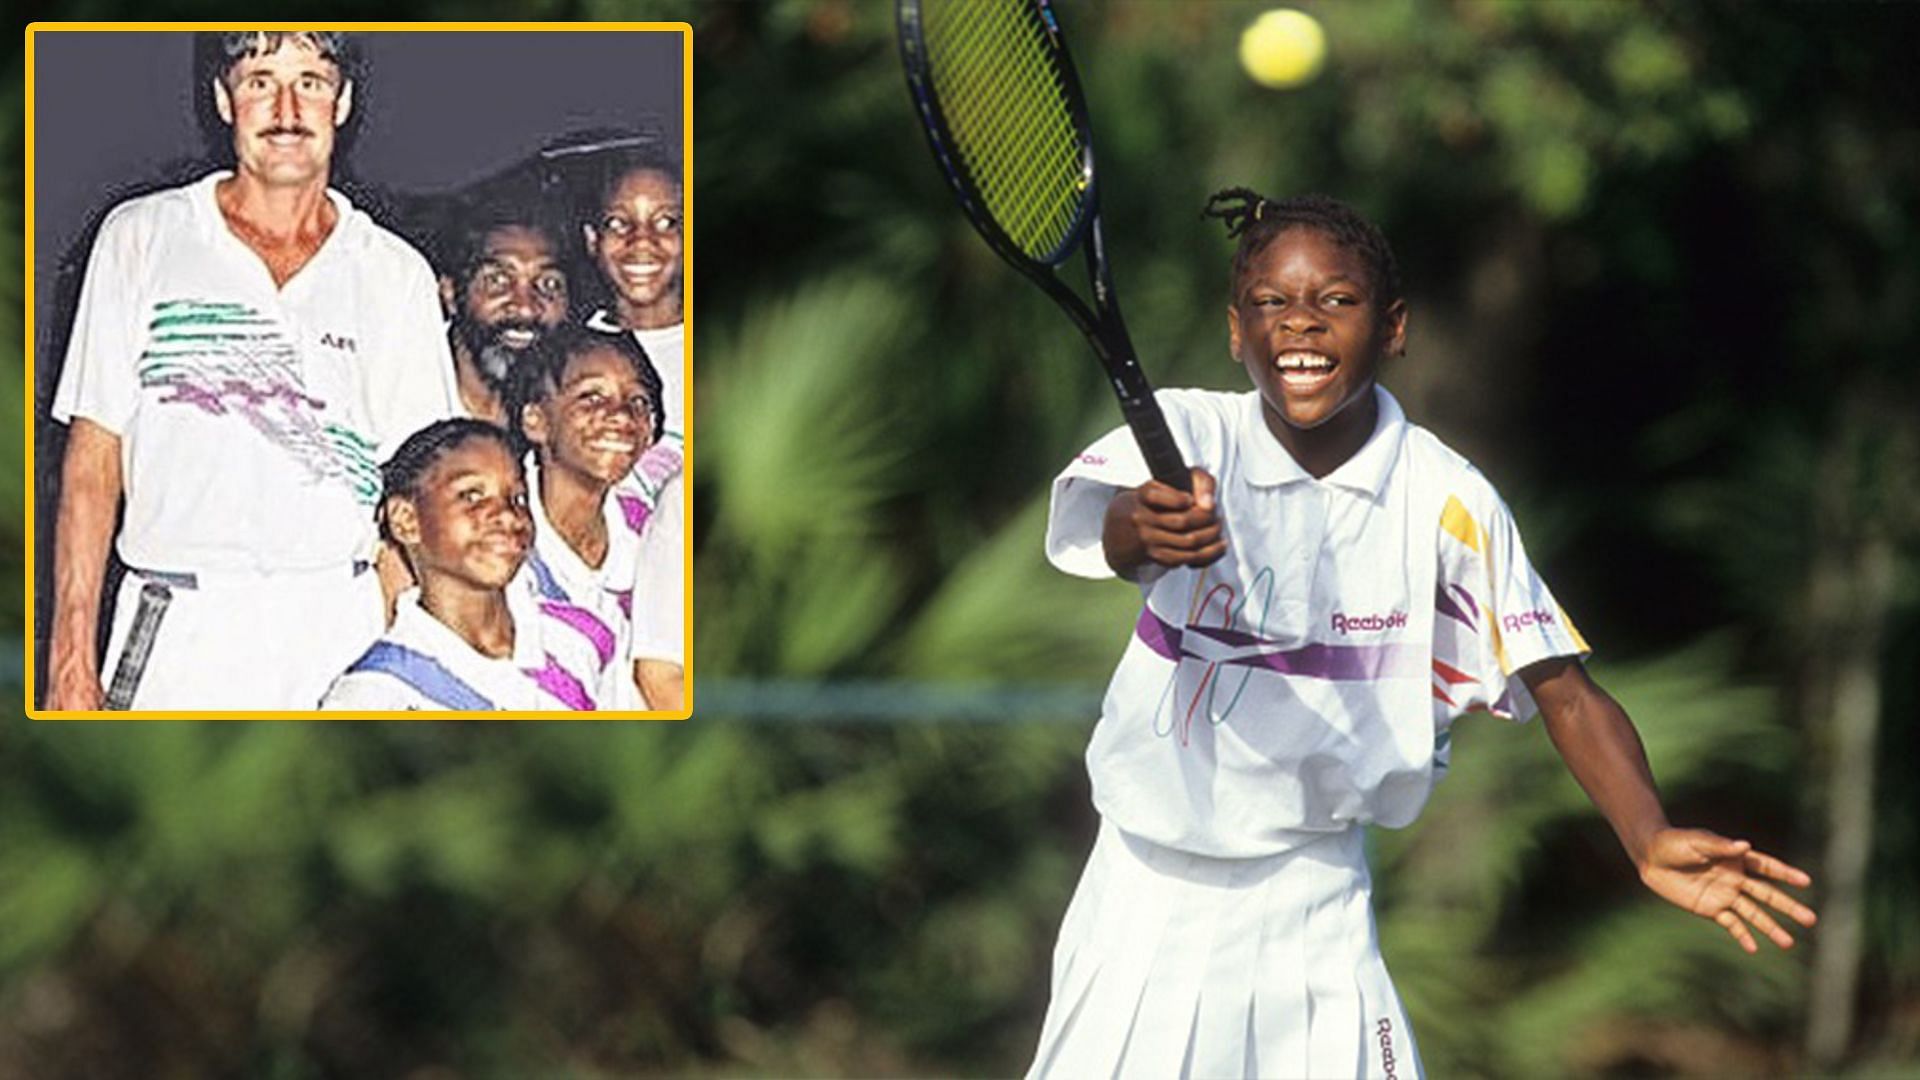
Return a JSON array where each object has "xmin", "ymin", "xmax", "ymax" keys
[{"xmin": 1027, "ymin": 819, "xmax": 1421, "ymax": 1080}]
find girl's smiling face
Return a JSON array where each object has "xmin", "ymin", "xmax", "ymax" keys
[
  {"xmin": 1228, "ymin": 226, "xmax": 1407, "ymax": 462},
  {"xmin": 390, "ymin": 436, "xmax": 532, "ymax": 591},
  {"xmin": 521, "ymin": 344, "xmax": 655, "ymax": 488},
  {"xmin": 585, "ymin": 168, "xmax": 683, "ymax": 328}
]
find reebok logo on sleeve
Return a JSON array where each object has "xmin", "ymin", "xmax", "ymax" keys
[{"xmin": 1501, "ymin": 609, "xmax": 1556, "ymax": 633}]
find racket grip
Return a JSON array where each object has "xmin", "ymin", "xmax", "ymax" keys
[
  {"xmin": 1121, "ymin": 396, "xmax": 1192, "ymax": 492},
  {"xmin": 104, "ymin": 582, "xmax": 172, "ymax": 711}
]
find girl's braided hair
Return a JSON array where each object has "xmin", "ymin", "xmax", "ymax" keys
[
  {"xmin": 376, "ymin": 418, "xmax": 521, "ymax": 544},
  {"xmin": 580, "ymin": 143, "xmax": 683, "ymax": 231},
  {"xmin": 1202, "ymin": 188, "xmax": 1403, "ymax": 310},
  {"xmin": 503, "ymin": 324, "xmax": 667, "ymax": 452}
]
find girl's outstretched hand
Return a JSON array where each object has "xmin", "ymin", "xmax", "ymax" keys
[{"xmin": 1638, "ymin": 829, "xmax": 1818, "ymax": 953}]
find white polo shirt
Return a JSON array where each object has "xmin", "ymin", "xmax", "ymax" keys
[
  {"xmin": 524, "ymin": 456, "xmax": 644, "ymax": 709},
  {"xmin": 526, "ymin": 457, "xmax": 639, "ymax": 612},
  {"xmin": 1047, "ymin": 386, "xmax": 1588, "ymax": 858},
  {"xmin": 626, "ymin": 473, "xmax": 684, "ymax": 669},
  {"xmin": 319, "ymin": 572, "xmax": 616, "ymax": 712},
  {"xmin": 52, "ymin": 171, "xmax": 459, "ymax": 573}
]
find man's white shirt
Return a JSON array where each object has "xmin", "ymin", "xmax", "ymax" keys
[{"xmin": 53, "ymin": 171, "xmax": 459, "ymax": 573}]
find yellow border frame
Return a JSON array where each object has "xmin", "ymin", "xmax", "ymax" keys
[{"xmin": 23, "ymin": 21, "xmax": 695, "ymax": 721}]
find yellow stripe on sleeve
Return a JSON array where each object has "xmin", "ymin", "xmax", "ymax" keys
[
  {"xmin": 1441, "ymin": 495, "xmax": 1513, "ymax": 670},
  {"xmin": 1440, "ymin": 495, "xmax": 1483, "ymax": 554}
]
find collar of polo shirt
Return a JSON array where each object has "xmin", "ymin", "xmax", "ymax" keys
[{"xmin": 1240, "ymin": 384, "xmax": 1407, "ymax": 498}]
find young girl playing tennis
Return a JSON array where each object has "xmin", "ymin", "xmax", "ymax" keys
[
  {"xmin": 320, "ymin": 418, "xmax": 620, "ymax": 711},
  {"xmin": 506, "ymin": 326, "xmax": 665, "ymax": 711},
  {"xmin": 1028, "ymin": 191, "xmax": 1818, "ymax": 1079}
]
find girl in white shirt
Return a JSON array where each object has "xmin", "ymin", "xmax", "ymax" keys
[
  {"xmin": 507, "ymin": 326, "xmax": 664, "ymax": 711},
  {"xmin": 322, "ymin": 418, "xmax": 607, "ymax": 711},
  {"xmin": 1028, "ymin": 191, "xmax": 1818, "ymax": 1079}
]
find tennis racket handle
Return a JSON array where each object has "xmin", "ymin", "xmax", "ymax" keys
[
  {"xmin": 1121, "ymin": 396, "xmax": 1193, "ymax": 492},
  {"xmin": 104, "ymin": 582, "xmax": 172, "ymax": 711}
]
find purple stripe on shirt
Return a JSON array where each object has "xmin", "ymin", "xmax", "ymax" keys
[
  {"xmin": 1183, "ymin": 623, "xmax": 1270, "ymax": 649},
  {"xmin": 1135, "ymin": 607, "xmax": 1182, "ymax": 660},
  {"xmin": 617, "ymin": 493, "xmax": 652, "ymax": 535},
  {"xmin": 540, "ymin": 600, "xmax": 616, "ymax": 667},
  {"xmin": 638, "ymin": 444, "xmax": 683, "ymax": 488},
  {"xmin": 1436, "ymin": 583, "xmax": 1476, "ymax": 630},
  {"xmin": 1449, "ymin": 583, "xmax": 1480, "ymax": 620},
  {"xmin": 526, "ymin": 653, "xmax": 596, "ymax": 711},
  {"xmin": 1134, "ymin": 608, "xmax": 1422, "ymax": 680},
  {"xmin": 1226, "ymin": 641, "xmax": 1424, "ymax": 680}
]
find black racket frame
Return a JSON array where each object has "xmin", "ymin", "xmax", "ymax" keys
[{"xmin": 898, "ymin": 0, "xmax": 1191, "ymax": 490}]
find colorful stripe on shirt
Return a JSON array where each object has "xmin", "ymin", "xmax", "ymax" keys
[
  {"xmin": 541, "ymin": 599, "xmax": 617, "ymax": 668},
  {"xmin": 616, "ymin": 492, "xmax": 652, "ymax": 535},
  {"xmin": 525, "ymin": 549, "xmax": 620, "ymax": 669},
  {"xmin": 524, "ymin": 653, "xmax": 595, "ymax": 711},
  {"xmin": 1437, "ymin": 494, "xmax": 1589, "ymax": 674},
  {"xmin": 347, "ymin": 640, "xmax": 496, "ymax": 710},
  {"xmin": 1135, "ymin": 608, "xmax": 1425, "ymax": 680}
]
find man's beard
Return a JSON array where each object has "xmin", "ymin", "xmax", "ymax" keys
[{"xmin": 453, "ymin": 314, "xmax": 544, "ymax": 393}]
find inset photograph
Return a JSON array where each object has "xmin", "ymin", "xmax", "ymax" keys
[{"xmin": 27, "ymin": 26, "xmax": 691, "ymax": 717}]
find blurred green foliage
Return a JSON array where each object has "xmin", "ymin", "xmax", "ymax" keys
[
  {"xmin": 1, "ymin": 718, "xmax": 1093, "ymax": 1075},
  {"xmin": 7, "ymin": 1, "xmax": 1919, "ymax": 1076}
]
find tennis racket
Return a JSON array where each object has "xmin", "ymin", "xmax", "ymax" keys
[
  {"xmin": 897, "ymin": 0, "xmax": 1191, "ymax": 491},
  {"xmin": 103, "ymin": 581, "xmax": 171, "ymax": 710}
]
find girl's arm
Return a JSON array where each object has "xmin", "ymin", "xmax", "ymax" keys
[
  {"xmin": 1101, "ymin": 468, "xmax": 1225, "ymax": 580},
  {"xmin": 635, "ymin": 659, "xmax": 684, "ymax": 713},
  {"xmin": 1523, "ymin": 656, "xmax": 1818, "ymax": 953}
]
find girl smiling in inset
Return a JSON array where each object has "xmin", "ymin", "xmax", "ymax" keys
[
  {"xmin": 322, "ymin": 418, "xmax": 610, "ymax": 711},
  {"xmin": 507, "ymin": 326, "xmax": 666, "ymax": 711}
]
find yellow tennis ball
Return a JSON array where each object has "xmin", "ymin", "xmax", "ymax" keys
[{"xmin": 1239, "ymin": 9, "xmax": 1326, "ymax": 90}]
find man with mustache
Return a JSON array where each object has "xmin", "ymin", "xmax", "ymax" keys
[
  {"xmin": 46, "ymin": 31, "xmax": 458, "ymax": 710},
  {"xmin": 437, "ymin": 201, "xmax": 571, "ymax": 424}
]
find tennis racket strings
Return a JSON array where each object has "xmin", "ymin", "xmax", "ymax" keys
[{"xmin": 918, "ymin": 1, "xmax": 1089, "ymax": 263}]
